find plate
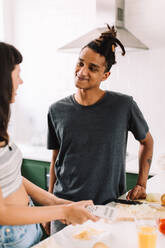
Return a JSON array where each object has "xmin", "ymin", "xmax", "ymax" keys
[{"xmin": 53, "ymin": 220, "xmax": 112, "ymax": 248}]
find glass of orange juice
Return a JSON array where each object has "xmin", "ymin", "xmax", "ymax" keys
[{"xmin": 136, "ymin": 219, "xmax": 157, "ymax": 248}]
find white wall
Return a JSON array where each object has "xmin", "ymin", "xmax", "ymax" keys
[
  {"xmin": 0, "ymin": 0, "xmax": 4, "ymax": 40},
  {"xmin": 4, "ymin": 0, "xmax": 96, "ymax": 146},
  {"xmin": 3, "ymin": 0, "xmax": 165, "ymax": 159},
  {"xmin": 124, "ymin": 0, "xmax": 165, "ymax": 157},
  {"xmin": 97, "ymin": 0, "xmax": 165, "ymax": 158}
]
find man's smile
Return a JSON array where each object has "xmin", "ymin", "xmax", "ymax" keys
[{"xmin": 76, "ymin": 75, "xmax": 89, "ymax": 81}]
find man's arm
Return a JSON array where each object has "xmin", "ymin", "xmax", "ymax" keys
[
  {"xmin": 48, "ymin": 149, "xmax": 59, "ymax": 194},
  {"xmin": 126, "ymin": 131, "xmax": 153, "ymax": 200},
  {"xmin": 48, "ymin": 150, "xmax": 70, "ymax": 204}
]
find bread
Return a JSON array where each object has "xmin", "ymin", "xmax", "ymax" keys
[
  {"xmin": 74, "ymin": 230, "xmax": 91, "ymax": 240},
  {"xmin": 73, "ymin": 227, "xmax": 103, "ymax": 240},
  {"xmin": 146, "ymin": 193, "xmax": 161, "ymax": 202},
  {"xmin": 93, "ymin": 242, "xmax": 109, "ymax": 248},
  {"xmin": 161, "ymin": 194, "xmax": 165, "ymax": 205}
]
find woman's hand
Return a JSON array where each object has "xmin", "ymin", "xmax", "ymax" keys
[{"xmin": 63, "ymin": 200, "xmax": 99, "ymax": 225}]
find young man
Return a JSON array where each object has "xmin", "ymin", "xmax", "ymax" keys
[{"xmin": 47, "ymin": 26, "xmax": 153, "ymax": 233}]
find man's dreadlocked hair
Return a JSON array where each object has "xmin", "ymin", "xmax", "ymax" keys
[{"xmin": 83, "ymin": 24, "xmax": 125, "ymax": 72}]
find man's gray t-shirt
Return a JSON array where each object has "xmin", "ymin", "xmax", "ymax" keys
[{"xmin": 47, "ymin": 91, "xmax": 149, "ymax": 205}]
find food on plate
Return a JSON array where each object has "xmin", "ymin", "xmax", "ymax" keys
[
  {"xmin": 127, "ymin": 204, "xmax": 158, "ymax": 219},
  {"xmin": 93, "ymin": 242, "xmax": 109, "ymax": 248},
  {"xmin": 73, "ymin": 227, "xmax": 103, "ymax": 240},
  {"xmin": 161, "ymin": 194, "xmax": 165, "ymax": 206},
  {"xmin": 115, "ymin": 203, "xmax": 165, "ymax": 221},
  {"xmin": 74, "ymin": 230, "xmax": 91, "ymax": 240},
  {"xmin": 146, "ymin": 193, "xmax": 161, "ymax": 202},
  {"xmin": 115, "ymin": 204, "xmax": 157, "ymax": 221},
  {"xmin": 158, "ymin": 218, "xmax": 165, "ymax": 235}
]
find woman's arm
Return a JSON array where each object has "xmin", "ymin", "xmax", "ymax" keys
[
  {"xmin": 23, "ymin": 177, "xmax": 71, "ymax": 206},
  {"xmin": 0, "ymin": 186, "xmax": 63, "ymax": 225},
  {"xmin": 0, "ymin": 186, "xmax": 97, "ymax": 225}
]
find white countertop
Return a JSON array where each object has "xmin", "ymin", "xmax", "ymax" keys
[
  {"xmin": 33, "ymin": 220, "xmax": 165, "ymax": 248},
  {"xmin": 32, "ymin": 172, "xmax": 165, "ymax": 248},
  {"xmin": 18, "ymin": 143, "xmax": 160, "ymax": 175},
  {"xmin": 17, "ymin": 144, "xmax": 52, "ymax": 162},
  {"xmin": 146, "ymin": 172, "xmax": 165, "ymax": 194}
]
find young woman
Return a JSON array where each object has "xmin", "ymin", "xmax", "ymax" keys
[{"xmin": 0, "ymin": 42, "xmax": 97, "ymax": 248}]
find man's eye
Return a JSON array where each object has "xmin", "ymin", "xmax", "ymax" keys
[
  {"xmin": 78, "ymin": 62, "xmax": 84, "ymax": 67},
  {"xmin": 89, "ymin": 66, "xmax": 97, "ymax": 72}
]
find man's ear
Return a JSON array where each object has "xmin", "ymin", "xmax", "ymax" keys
[{"xmin": 102, "ymin": 71, "xmax": 111, "ymax": 81}]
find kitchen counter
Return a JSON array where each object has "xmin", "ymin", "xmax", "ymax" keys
[
  {"xmin": 18, "ymin": 144, "xmax": 52, "ymax": 162},
  {"xmin": 32, "ymin": 172, "xmax": 165, "ymax": 248},
  {"xmin": 18, "ymin": 143, "xmax": 158, "ymax": 175}
]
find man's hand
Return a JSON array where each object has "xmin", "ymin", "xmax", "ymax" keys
[
  {"xmin": 42, "ymin": 222, "xmax": 50, "ymax": 236},
  {"xmin": 126, "ymin": 184, "xmax": 146, "ymax": 200}
]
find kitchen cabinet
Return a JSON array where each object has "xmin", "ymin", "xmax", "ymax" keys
[
  {"xmin": 126, "ymin": 173, "xmax": 153, "ymax": 191},
  {"xmin": 21, "ymin": 159, "xmax": 50, "ymax": 240},
  {"xmin": 21, "ymin": 159, "xmax": 50, "ymax": 190},
  {"xmin": 126, "ymin": 173, "xmax": 138, "ymax": 191}
]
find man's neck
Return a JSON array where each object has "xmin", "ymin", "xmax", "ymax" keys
[{"xmin": 74, "ymin": 88, "xmax": 105, "ymax": 106}]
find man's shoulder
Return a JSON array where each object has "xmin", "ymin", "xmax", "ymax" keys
[
  {"xmin": 49, "ymin": 95, "xmax": 73, "ymax": 111},
  {"xmin": 106, "ymin": 91, "xmax": 133, "ymax": 103},
  {"xmin": 107, "ymin": 90, "xmax": 132, "ymax": 99}
]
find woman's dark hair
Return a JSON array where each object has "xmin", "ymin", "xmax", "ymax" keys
[
  {"xmin": 83, "ymin": 24, "xmax": 125, "ymax": 72},
  {"xmin": 0, "ymin": 42, "xmax": 23, "ymax": 145}
]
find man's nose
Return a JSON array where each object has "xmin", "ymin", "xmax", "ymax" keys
[{"xmin": 78, "ymin": 66, "xmax": 88, "ymax": 76}]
